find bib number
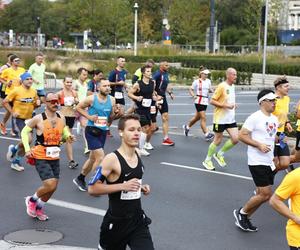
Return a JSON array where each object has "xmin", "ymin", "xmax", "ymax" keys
[
  {"xmin": 64, "ymin": 96, "xmax": 75, "ymax": 106},
  {"xmin": 120, "ymin": 179, "xmax": 142, "ymax": 200},
  {"xmin": 150, "ymin": 106, "xmax": 156, "ymax": 114},
  {"xmin": 46, "ymin": 147, "xmax": 60, "ymax": 158},
  {"xmin": 142, "ymin": 98, "xmax": 152, "ymax": 107},
  {"xmin": 95, "ymin": 116, "xmax": 107, "ymax": 128},
  {"xmin": 115, "ymin": 91, "xmax": 123, "ymax": 99}
]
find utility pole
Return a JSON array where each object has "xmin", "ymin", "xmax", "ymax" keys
[
  {"xmin": 209, "ymin": 0, "xmax": 215, "ymax": 53},
  {"xmin": 262, "ymin": 0, "xmax": 269, "ymax": 86}
]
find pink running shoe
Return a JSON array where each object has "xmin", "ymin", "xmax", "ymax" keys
[
  {"xmin": 36, "ymin": 208, "xmax": 49, "ymax": 221},
  {"xmin": 25, "ymin": 196, "xmax": 37, "ymax": 218}
]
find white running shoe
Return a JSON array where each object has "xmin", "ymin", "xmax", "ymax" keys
[
  {"xmin": 144, "ymin": 142, "xmax": 154, "ymax": 150},
  {"xmin": 139, "ymin": 148, "xmax": 150, "ymax": 156}
]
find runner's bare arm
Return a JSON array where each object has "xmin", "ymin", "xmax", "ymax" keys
[
  {"xmin": 128, "ymin": 83, "xmax": 141, "ymax": 102},
  {"xmin": 76, "ymin": 96, "xmax": 95, "ymax": 121}
]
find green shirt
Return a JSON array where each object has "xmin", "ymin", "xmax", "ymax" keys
[
  {"xmin": 74, "ymin": 79, "xmax": 88, "ymax": 102},
  {"xmin": 28, "ymin": 63, "xmax": 46, "ymax": 90}
]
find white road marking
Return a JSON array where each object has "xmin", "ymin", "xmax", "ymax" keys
[
  {"xmin": 160, "ymin": 162, "xmax": 253, "ymax": 181},
  {"xmin": 0, "ymin": 135, "xmax": 20, "ymax": 141},
  {"xmin": 48, "ymin": 198, "xmax": 106, "ymax": 216}
]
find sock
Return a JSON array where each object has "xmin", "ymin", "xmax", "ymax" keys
[
  {"xmin": 205, "ymin": 143, "xmax": 217, "ymax": 161},
  {"xmin": 36, "ymin": 199, "xmax": 45, "ymax": 210},
  {"xmin": 205, "ymin": 132, "xmax": 209, "ymax": 136},
  {"xmin": 139, "ymin": 132, "xmax": 147, "ymax": 149},
  {"xmin": 240, "ymin": 208, "xmax": 248, "ymax": 215},
  {"xmin": 186, "ymin": 125, "xmax": 190, "ymax": 129},
  {"xmin": 219, "ymin": 139, "xmax": 235, "ymax": 155},
  {"xmin": 78, "ymin": 173, "xmax": 85, "ymax": 181},
  {"xmin": 164, "ymin": 135, "xmax": 168, "ymax": 140},
  {"xmin": 30, "ymin": 193, "xmax": 39, "ymax": 203}
]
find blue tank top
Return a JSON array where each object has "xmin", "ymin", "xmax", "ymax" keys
[{"xmin": 87, "ymin": 94, "xmax": 112, "ymax": 130}]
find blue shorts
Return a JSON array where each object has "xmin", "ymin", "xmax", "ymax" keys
[
  {"xmin": 37, "ymin": 89, "xmax": 46, "ymax": 97},
  {"xmin": 85, "ymin": 126, "xmax": 107, "ymax": 150}
]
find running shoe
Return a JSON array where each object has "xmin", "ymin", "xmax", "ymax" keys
[
  {"xmin": 182, "ymin": 125, "xmax": 189, "ymax": 136},
  {"xmin": 139, "ymin": 148, "xmax": 150, "ymax": 156},
  {"xmin": 68, "ymin": 160, "xmax": 78, "ymax": 169},
  {"xmin": 246, "ymin": 218, "xmax": 258, "ymax": 232},
  {"xmin": 162, "ymin": 137, "xmax": 175, "ymax": 146},
  {"xmin": 6, "ymin": 144, "xmax": 17, "ymax": 162},
  {"xmin": 202, "ymin": 159, "xmax": 215, "ymax": 170},
  {"xmin": 144, "ymin": 142, "xmax": 154, "ymax": 150},
  {"xmin": 73, "ymin": 177, "xmax": 87, "ymax": 192},
  {"xmin": 11, "ymin": 159, "xmax": 24, "ymax": 171},
  {"xmin": 0, "ymin": 122, "xmax": 7, "ymax": 135},
  {"xmin": 84, "ymin": 147, "xmax": 90, "ymax": 155},
  {"xmin": 213, "ymin": 153, "xmax": 227, "ymax": 167},
  {"xmin": 205, "ymin": 132, "xmax": 215, "ymax": 141},
  {"xmin": 233, "ymin": 208, "xmax": 249, "ymax": 231},
  {"xmin": 36, "ymin": 208, "xmax": 49, "ymax": 221},
  {"xmin": 25, "ymin": 196, "xmax": 37, "ymax": 218}
]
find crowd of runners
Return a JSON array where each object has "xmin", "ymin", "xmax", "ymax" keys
[{"xmin": 0, "ymin": 52, "xmax": 299, "ymax": 250}]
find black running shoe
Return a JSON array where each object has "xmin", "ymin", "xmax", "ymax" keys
[
  {"xmin": 68, "ymin": 160, "xmax": 78, "ymax": 169},
  {"xmin": 73, "ymin": 177, "xmax": 87, "ymax": 191},
  {"xmin": 233, "ymin": 208, "xmax": 249, "ymax": 231},
  {"xmin": 246, "ymin": 218, "xmax": 258, "ymax": 232}
]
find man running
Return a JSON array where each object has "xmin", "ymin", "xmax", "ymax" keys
[
  {"xmin": 233, "ymin": 89, "xmax": 278, "ymax": 232},
  {"xmin": 128, "ymin": 65, "xmax": 156, "ymax": 156},
  {"xmin": 183, "ymin": 65, "xmax": 214, "ymax": 140},
  {"xmin": 152, "ymin": 60, "xmax": 175, "ymax": 146},
  {"xmin": 88, "ymin": 114, "xmax": 154, "ymax": 250},
  {"xmin": 28, "ymin": 52, "xmax": 46, "ymax": 103},
  {"xmin": 5, "ymin": 72, "xmax": 39, "ymax": 171},
  {"xmin": 202, "ymin": 68, "xmax": 238, "ymax": 170},
  {"xmin": 270, "ymin": 168, "xmax": 300, "ymax": 249},
  {"xmin": 23, "ymin": 92, "xmax": 75, "ymax": 221},
  {"xmin": 73, "ymin": 79, "xmax": 120, "ymax": 192},
  {"xmin": 272, "ymin": 76, "xmax": 293, "ymax": 170}
]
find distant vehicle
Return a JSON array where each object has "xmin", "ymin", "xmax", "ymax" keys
[{"xmin": 126, "ymin": 43, "xmax": 132, "ymax": 49}]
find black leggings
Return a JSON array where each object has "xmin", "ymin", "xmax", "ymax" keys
[{"xmin": 290, "ymin": 246, "xmax": 300, "ymax": 250}]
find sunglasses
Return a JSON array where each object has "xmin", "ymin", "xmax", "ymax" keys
[{"xmin": 46, "ymin": 100, "xmax": 59, "ymax": 105}]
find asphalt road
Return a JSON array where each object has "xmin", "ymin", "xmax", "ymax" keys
[{"xmin": 0, "ymin": 89, "xmax": 299, "ymax": 250}]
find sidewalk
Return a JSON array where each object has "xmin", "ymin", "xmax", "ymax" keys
[{"xmin": 0, "ymin": 241, "xmax": 95, "ymax": 250}]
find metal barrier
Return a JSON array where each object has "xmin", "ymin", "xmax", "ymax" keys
[{"xmin": 45, "ymin": 72, "xmax": 57, "ymax": 89}]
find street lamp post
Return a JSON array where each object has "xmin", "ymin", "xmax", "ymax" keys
[
  {"xmin": 36, "ymin": 16, "xmax": 41, "ymax": 51},
  {"xmin": 262, "ymin": 0, "xmax": 269, "ymax": 86},
  {"xmin": 133, "ymin": 2, "xmax": 139, "ymax": 56},
  {"xmin": 209, "ymin": 0, "xmax": 215, "ymax": 53}
]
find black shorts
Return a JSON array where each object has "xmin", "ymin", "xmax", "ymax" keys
[
  {"xmin": 194, "ymin": 104, "xmax": 207, "ymax": 112},
  {"xmin": 213, "ymin": 122, "xmax": 237, "ymax": 133},
  {"xmin": 99, "ymin": 211, "xmax": 154, "ymax": 250},
  {"xmin": 295, "ymin": 131, "xmax": 300, "ymax": 150},
  {"xmin": 0, "ymin": 90, "xmax": 6, "ymax": 99},
  {"xmin": 249, "ymin": 165, "xmax": 276, "ymax": 187},
  {"xmin": 274, "ymin": 144, "xmax": 290, "ymax": 157},
  {"xmin": 116, "ymin": 98, "xmax": 125, "ymax": 105},
  {"xmin": 156, "ymin": 95, "xmax": 168, "ymax": 115},
  {"xmin": 35, "ymin": 159, "xmax": 60, "ymax": 181},
  {"xmin": 135, "ymin": 109, "xmax": 151, "ymax": 127},
  {"xmin": 65, "ymin": 116, "xmax": 76, "ymax": 129}
]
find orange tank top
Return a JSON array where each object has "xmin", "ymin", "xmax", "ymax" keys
[{"xmin": 32, "ymin": 112, "xmax": 64, "ymax": 160}]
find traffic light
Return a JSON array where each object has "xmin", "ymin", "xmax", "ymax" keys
[{"xmin": 261, "ymin": 6, "xmax": 266, "ymax": 25}]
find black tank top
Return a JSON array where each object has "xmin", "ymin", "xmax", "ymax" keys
[
  {"xmin": 135, "ymin": 80, "xmax": 154, "ymax": 111},
  {"xmin": 107, "ymin": 150, "xmax": 144, "ymax": 217}
]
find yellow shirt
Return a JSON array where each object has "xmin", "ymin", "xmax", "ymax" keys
[
  {"xmin": 275, "ymin": 168, "xmax": 300, "ymax": 247},
  {"xmin": 212, "ymin": 81, "xmax": 235, "ymax": 124},
  {"xmin": 272, "ymin": 96, "xmax": 290, "ymax": 133},
  {"xmin": 6, "ymin": 85, "xmax": 38, "ymax": 119},
  {"xmin": 1, "ymin": 67, "xmax": 25, "ymax": 95}
]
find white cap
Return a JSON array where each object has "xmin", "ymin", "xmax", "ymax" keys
[
  {"xmin": 200, "ymin": 69, "xmax": 210, "ymax": 74},
  {"xmin": 258, "ymin": 92, "xmax": 277, "ymax": 104}
]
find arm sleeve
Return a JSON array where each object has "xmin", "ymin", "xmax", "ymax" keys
[
  {"xmin": 21, "ymin": 125, "xmax": 33, "ymax": 152},
  {"xmin": 62, "ymin": 126, "xmax": 71, "ymax": 141}
]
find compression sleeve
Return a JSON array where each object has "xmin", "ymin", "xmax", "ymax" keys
[
  {"xmin": 62, "ymin": 126, "xmax": 71, "ymax": 141},
  {"xmin": 21, "ymin": 125, "xmax": 33, "ymax": 152}
]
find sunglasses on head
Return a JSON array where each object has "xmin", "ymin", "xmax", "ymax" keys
[{"xmin": 46, "ymin": 100, "xmax": 59, "ymax": 105}]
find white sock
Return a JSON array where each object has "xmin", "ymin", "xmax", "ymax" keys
[
  {"xmin": 240, "ymin": 208, "xmax": 247, "ymax": 215},
  {"xmin": 164, "ymin": 135, "xmax": 168, "ymax": 140},
  {"xmin": 37, "ymin": 199, "xmax": 45, "ymax": 209},
  {"xmin": 31, "ymin": 193, "xmax": 39, "ymax": 201},
  {"xmin": 139, "ymin": 132, "xmax": 147, "ymax": 149}
]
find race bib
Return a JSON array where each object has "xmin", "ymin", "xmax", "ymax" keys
[
  {"xmin": 142, "ymin": 98, "xmax": 152, "ymax": 107},
  {"xmin": 95, "ymin": 116, "xmax": 107, "ymax": 128},
  {"xmin": 115, "ymin": 91, "xmax": 123, "ymax": 99},
  {"xmin": 46, "ymin": 147, "xmax": 61, "ymax": 158},
  {"xmin": 120, "ymin": 179, "xmax": 142, "ymax": 200},
  {"xmin": 64, "ymin": 96, "xmax": 75, "ymax": 106},
  {"xmin": 150, "ymin": 106, "xmax": 156, "ymax": 114},
  {"xmin": 194, "ymin": 96, "xmax": 208, "ymax": 105}
]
